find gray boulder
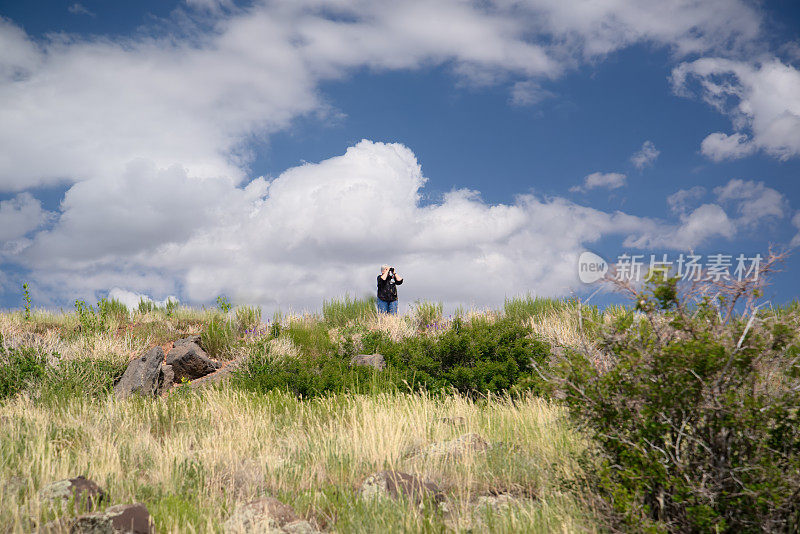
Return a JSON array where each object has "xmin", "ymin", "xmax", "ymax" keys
[
  {"xmin": 350, "ymin": 353, "xmax": 385, "ymax": 370},
  {"xmin": 166, "ymin": 343, "xmax": 219, "ymax": 382},
  {"xmin": 360, "ymin": 471, "xmax": 444, "ymax": 505},
  {"xmin": 71, "ymin": 503, "xmax": 154, "ymax": 533},
  {"xmin": 173, "ymin": 335, "xmax": 202, "ymax": 349},
  {"xmin": 39, "ymin": 476, "xmax": 106, "ymax": 513},
  {"xmin": 113, "ymin": 347, "xmax": 164, "ymax": 399}
]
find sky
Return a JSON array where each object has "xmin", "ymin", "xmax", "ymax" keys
[{"xmin": 0, "ymin": 0, "xmax": 799, "ymax": 314}]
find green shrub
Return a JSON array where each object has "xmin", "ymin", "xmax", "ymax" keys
[
  {"xmin": 201, "ymin": 316, "xmax": 238, "ymax": 359},
  {"xmin": 234, "ymin": 316, "xmax": 551, "ymax": 399},
  {"xmin": 235, "ymin": 305, "xmax": 262, "ymax": 334},
  {"xmin": 0, "ymin": 336, "xmax": 48, "ymax": 400},
  {"xmin": 38, "ymin": 357, "xmax": 127, "ymax": 403},
  {"xmin": 322, "ymin": 295, "xmax": 377, "ymax": 327},
  {"xmin": 552, "ymin": 273, "xmax": 800, "ymax": 532},
  {"xmin": 216, "ymin": 296, "xmax": 232, "ymax": 314},
  {"xmin": 284, "ymin": 318, "xmax": 335, "ymax": 358}
]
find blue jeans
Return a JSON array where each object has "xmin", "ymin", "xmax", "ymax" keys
[{"xmin": 376, "ymin": 299, "xmax": 398, "ymax": 315}]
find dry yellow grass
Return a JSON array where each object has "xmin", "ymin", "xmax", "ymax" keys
[{"xmin": 0, "ymin": 390, "xmax": 595, "ymax": 533}]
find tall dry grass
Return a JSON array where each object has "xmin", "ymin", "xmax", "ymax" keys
[{"xmin": 0, "ymin": 390, "xmax": 595, "ymax": 533}]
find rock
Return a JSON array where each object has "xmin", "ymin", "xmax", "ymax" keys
[
  {"xmin": 223, "ymin": 497, "xmax": 301, "ymax": 533},
  {"xmin": 282, "ymin": 520, "xmax": 321, "ymax": 534},
  {"xmin": 166, "ymin": 343, "xmax": 219, "ymax": 382},
  {"xmin": 113, "ymin": 347, "xmax": 165, "ymax": 399},
  {"xmin": 71, "ymin": 503, "xmax": 154, "ymax": 533},
  {"xmin": 350, "ymin": 353, "xmax": 385, "ymax": 370},
  {"xmin": 360, "ymin": 471, "xmax": 444, "ymax": 504},
  {"xmin": 173, "ymin": 335, "xmax": 202, "ymax": 349},
  {"xmin": 475, "ymin": 492, "xmax": 518, "ymax": 512},
  {"xmin": 186, "ymin": 358, "xmax": 243, "ymax": 389},
  {"xmin": 39, "ymin": 476, "xmax": 106, "ymax": 512},
  {"xmin": 155, "ymin": 364, "xmax": 174, "ymax": 396},
  {"xmin": 417, "ymin": 433, "xmax": 489, "ymax": 458}
]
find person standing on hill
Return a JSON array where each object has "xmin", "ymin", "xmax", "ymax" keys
[{"xmin": 377, "ymin": 264, "xmax": 403, "ymax": 315}]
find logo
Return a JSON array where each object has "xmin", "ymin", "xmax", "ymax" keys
[{"xmin": 578, "ymin": 251, "xmax": 608, "ymax": 284}]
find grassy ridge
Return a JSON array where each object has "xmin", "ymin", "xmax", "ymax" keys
[{"xmin": 0, "ymin": 297, "xmax": 601, "ymax": 532}]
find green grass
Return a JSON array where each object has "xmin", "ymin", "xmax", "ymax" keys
[{"xmin": 322, "ymin": 294, "xmax": 377, "ymax": 327}]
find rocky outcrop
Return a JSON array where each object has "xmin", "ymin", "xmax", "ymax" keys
[
  {"xmin": 360, "ymin": 471, "xmax": 444, "ymax": 504},
  {"xmin": 71, "ymin": 503, "xmax": 154, "ymax": 533},
  {"xmin": 350, "ymin": 353, "xmax": 386, "ymax": 370},
  {"xmin": 223, "ymin": 497, "xmax": 319, "ymax": 533},
  {"xmin": 39, "ymin": 476, "xmax": 106, "ymax": 513},
  {"xmin": 113, "ymin": 348, "xmax": 165, "ymax": 399},
  {"xmin": 166, "ymin": 343, "xmax": 219, "ymax": 382}
]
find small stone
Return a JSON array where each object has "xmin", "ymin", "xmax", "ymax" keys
[
  {"xmin": 70, "ymin": 503, "xmax": 153, "ymax": 533},
  {"xmin": 282, "ymin": 520, "xmax": 320, "ymax": 534},
  {"xmin": 39, "ymin": 476, "xmax": 106, "ymax": 513},
  {"xmin": 223, "ymin": 497, "xmax": 300, "ymax": 533},
  {"xmin": 350, "ymin": 353, "xmax": 386, "ymax": 370},
  {"xmin": 439, "ymin": 416, "xmax": 466, "ymax": 426},
  {"xmin": 360, "ymin": 471, "xmax": 444, "ymax": 504}
]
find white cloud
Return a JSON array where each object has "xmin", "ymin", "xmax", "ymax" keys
[
  {"xmin": 68, "ymin": 4, "xmax": 96, "ymax": 17},
  {"xmin": 0, "ymin": 0, "xmax": 766, "ymax": 192},
  {"xmin": 510, "ymin": 80, "xmax": 554, "ymax": 106},
  {"xmin": 667, "ymin": 186, "xmax": 706, "ymax": 216},
  {"xmin": 570, "ymin": 172, "xmax": 627, "ymax": 193},
  {"xmin": 624, "ymin": 203, "xmax": 736, "ymax": 250},
  {"xmin": 673, "ymin": 58, "xmax": 800, "ymax": 160},
  {"xmin": 0, "ymin": 193, "xmax": 50, "ymax": 242},
  {"xmin": 107, "ymin": 287, "xmax": 178, "ymax": 311},
  {"xmin": 8, "ymin": 140, "xmax": 716, "ymax": 311},
  {"xmin": 791, "ymin": 213, "xmax": 800, "ymax": 248},
  {"xmin": 713, "ymin": 178, "xmax": 787, "ymax": 228},
  {"xmin": 630, "ymin": 140, "xmax": 660, "ymax": 170}
]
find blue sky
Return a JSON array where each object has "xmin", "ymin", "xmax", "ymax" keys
[{"xmin": 0, "ymin": 0, "xmax": 798, "ymax": 313}]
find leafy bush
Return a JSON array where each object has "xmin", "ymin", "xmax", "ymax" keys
[
  {"xmin": 201, "ymin": 316, "xmax": 238, "ymax": 359},
  {"xmin": 234, "ymin": 316, "xmax": 552, "ymax": 399},
  {"xmin": 235, "ymin": 305, "xmax": 262, "ymax": 334},
  {"xmin": 323, "ymin": 295, "xmax": 377, "ymax": 327},
  {"xmin": 216, "ymin": 296, "xmax": 232, "ymax": 314},
  {"xmin": 552, "ymin": 269, "xmax": 800, "ymax": 532},
  {"xmin": 0, "ymin": 335, "xmax": 48, "ymax": 400}
]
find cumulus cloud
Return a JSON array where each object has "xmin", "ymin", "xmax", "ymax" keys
[
  {"xmin": 107, "ymin": 287, "xmax": 178, "ymax": 311},
  {"xmin": 667, "ymin": 186, "xmax": 706, "ymax": 216},
  {"xmin": 0, "ymin": 0, "xmax": 776, "ymax": 308},
  {"xmin": 0, "ymin": 193, "xmax": 50, "ymax": 242},
  {"xmin": 713, "ymin": 178, "xmax": 787, "ymax": 228},
  {"xmin": 625, "ymin": 203, "xmax": 736, "ymax": 250},
  {"xmin": 673, "ymin": 58, "xmax": 800, "ymax": 160},
  {"xmin": 570, "ymin": 172, "xmax": 627, "ymax": 193},
  {"xmin": 8, "ymin": 140, "xmax": 723, "ymax": 311},
  {"xmin": 630, "ymin": 140, "xmax": 660, "ymax": 170},
  {"xmin": 0, "ymin": 0, "xmax": 765, "ymax": 192}
]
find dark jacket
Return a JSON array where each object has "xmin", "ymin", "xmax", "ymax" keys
[{"xmin": 377, "ymin": 274, "xmax": 403, "ymax": 302}]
